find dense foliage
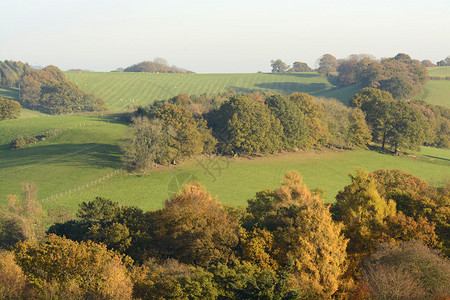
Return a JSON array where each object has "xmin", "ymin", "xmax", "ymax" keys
[
  {"xmin": 19, "ymin": 65, "xmax": 107, "ymax": 114},
  {"xmin": 0, "ymin": 60, "xmax": 29, "ymax": 88},
  {"xmin": 0, "ymin": 97, "xmax": 22, "ymax": 120},
  {"xmin": 351, "ymin": 87, "xmax": 449, "ymax": 152},
  {"xmin": 0, "ymin": 169, "xmax": 448, "ymax": 298},
  {"xmin": 337, "ymin": 53, "xmax": 429, "ymax": 100}
]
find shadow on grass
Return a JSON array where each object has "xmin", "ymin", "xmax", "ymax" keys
[
  {"xmin": 264, "ymin": 72, "xmax": 319, "ymax": 78},
  {"xmin": 0, "ymin": 143, "xmax": 122, "ymax": 172}
]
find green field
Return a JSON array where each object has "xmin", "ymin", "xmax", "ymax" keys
[
  {"xmin": 417, "ymin": 80, "xmax": 450, "ymax": 107},
  {"xmin": 428, "ymin": 66, "xmax": 450, "ymax": 78},
  {"xmin": 66, "ymin": 72, "xmax": 360, "ymax": 110},
  {"xmin": 1, "ymin": 113, "xmax": 448, "ymax": 212},
  {"xmin": 0, "ymin": 87, "xmax": 19, "ymax": 100},
  {"xmin": 0, "ymin": 115, "xmax": 126, "ymax": 207}
]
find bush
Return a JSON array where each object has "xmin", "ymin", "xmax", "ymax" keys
[
  {"xmin": 10, "ymin": 136, "xmax": 26, "ymax": 148},
  {"xmin": 0, "ymin": 97, "xmax": 22, "ymax": 120}
]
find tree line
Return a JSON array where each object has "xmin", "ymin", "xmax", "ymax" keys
[
  {"xmin": 0, "ymin": 169, "xmax": 448, "ymax": 299},
  {"xmin": 122, "ymin": 91, "xmax": 372, "ymax": 172},
  {"xmin": 122, "ymin": 88, "xmax": 449, "ymax": 172},
  {"xmin": 272, "ymin": 53, "xmax": 436, "ymax": 101}
]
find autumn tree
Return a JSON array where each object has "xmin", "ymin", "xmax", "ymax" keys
[
  {"xmin": 243, "ymin": 171, "xmax": 348, "ymax": 298},
  {"xmin": 337, "ymin": 59, "xmax": 359, "ymax": 86},
  {"xmin": 317, "ymin": 54, "xmax": 338, "ymax": 76},
  {"xmin": 371, "ymin": 169, "xmax": 450, "ymax": 255},
  {"xmin": 289, "ymin": 61, "xmax": 312, "ymax": 72},
  {"xmin": 421, "ymin": 59, "xmax": 436, "ymax": 67},
  {"xmin": 270, "ymin": 59, "xmax": 289, "ymax": 73},
  {"xmin": 0, "ymin": 183, "xmax": 45, "ymax": 245},
  {"xmin": 0, "ymin": 250, "xmax": 29, "ymax": 299},
  {"xmin": 0, "ymin": 97, "xmax": 22, "ymax": 120},
  {"xmin": 151, "ymin": 182, "xmax": 239, "ymax": 267},
  {"xmin": 14, "ymin": 234, "xmax": 133, "ymax": 299}
]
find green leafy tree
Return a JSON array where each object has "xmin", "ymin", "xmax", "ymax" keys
[
  {"xmin": 317, "ymin": 54, "xmax": 338, "ymax": 76},
  {"xmin": 0, "ymin": 98, "xmax": 21, "ymax": 120},
  {"xmin": 387, "ymin": 100, "xmax": 426, "ymax": 154},
  {"xmin": 354, "ymin": 58, "xmax": 387, "ymax": 87},
  {"xmin": 154, "ymin": 103, "xmax": 216, "ymax": 163},
  {"xmin": 270, "ymin": 59, "xmax": 289, "ymax": 73},
  {"xmin": 289, "ymin": 93, "xmax": 329, "ymax": 148},
  {"xmin": 347, "ymin": 108, "xmax": 372, "ymax": 149},
  {"xmin": 77, "ymin": 196, "xmax": 118, "ymax": 222},
  {"xmin": 211, "ymin": 96, "xmax": 284, "ymax": 155},
  {"xmin": 333, "ymin": 169, "xmax": 397, "ymax": 258},
  {"xmin": 350, "ymin": 88, "xmax": 394, "ymax": 150},
  {"xmin": 265, "ymin": 94, "xmax": 308, "ymax": 149}
]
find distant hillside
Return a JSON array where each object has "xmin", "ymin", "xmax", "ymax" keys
[{"xmin": 66, "ymin": 72, "xmax": 361, "ymax": 111}]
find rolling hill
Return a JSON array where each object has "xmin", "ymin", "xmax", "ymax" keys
[{"xmin": 65, "ymin": 72, "xmax": 361, "ymax": 110}]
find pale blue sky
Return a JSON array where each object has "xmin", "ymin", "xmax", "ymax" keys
[{"xmin": 1, "ymin": 0, "xmax": 449, "ymax": 73}]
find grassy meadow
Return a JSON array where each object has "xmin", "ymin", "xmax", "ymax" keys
[
  {"xmin": 428, "ymin": 66, "xmax": 450, "ymax": 78},
  {"xmin": 417, "ymin": 79, "xmax": 450, "ymax": 108},
  {"xmin": 66, "ymin": 72, "xmax": 360, "ymax": 110}
]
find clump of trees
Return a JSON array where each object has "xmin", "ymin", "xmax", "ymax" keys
[
  {"xmin": 437, "ymin": 55, "xmax": 450, "ymax": 66},
  {"xmin": 0, "ymin": 97, "xmax": 21, "ymax": 120},
  {"xmin": 351, "ymin": 87, "xmax": 450, "ymax": 153},
  {"xmin": 270, "ymin": 59, "xmax": 313, "ymax": 73},
  {"xmin": 123, "ymin": 57, "xmax": 194, "ymax": 74},
  {"xmin": 335, "ymin": 53, "xmax": 429, "ymax": 100},
  {"xmin": 122, "ymin": 100, "xmax": 216, "ymax": 172},
  {"xmin": 123, "ymin": 91, "xmax": 375, "ymax": 172},
  {"xmin": 19, "ymin": 65, "xmax": 107, "ymax": 114}
]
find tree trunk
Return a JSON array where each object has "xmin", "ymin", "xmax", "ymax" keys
[{"xmin": 381, "ymin": 131, "xmax": 387, "ymax": 150}]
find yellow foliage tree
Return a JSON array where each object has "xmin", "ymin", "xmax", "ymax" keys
[
  {"xmin": 14, "ymin": 234, "xmax": 133, "ymax": 299},
  {"xmin": 153, "ymin": 182, "xmax": 239, "ymax": 267},
  {"xmin": 244, "ymin": 171, "xmax": 348, "ymax": 298}
]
